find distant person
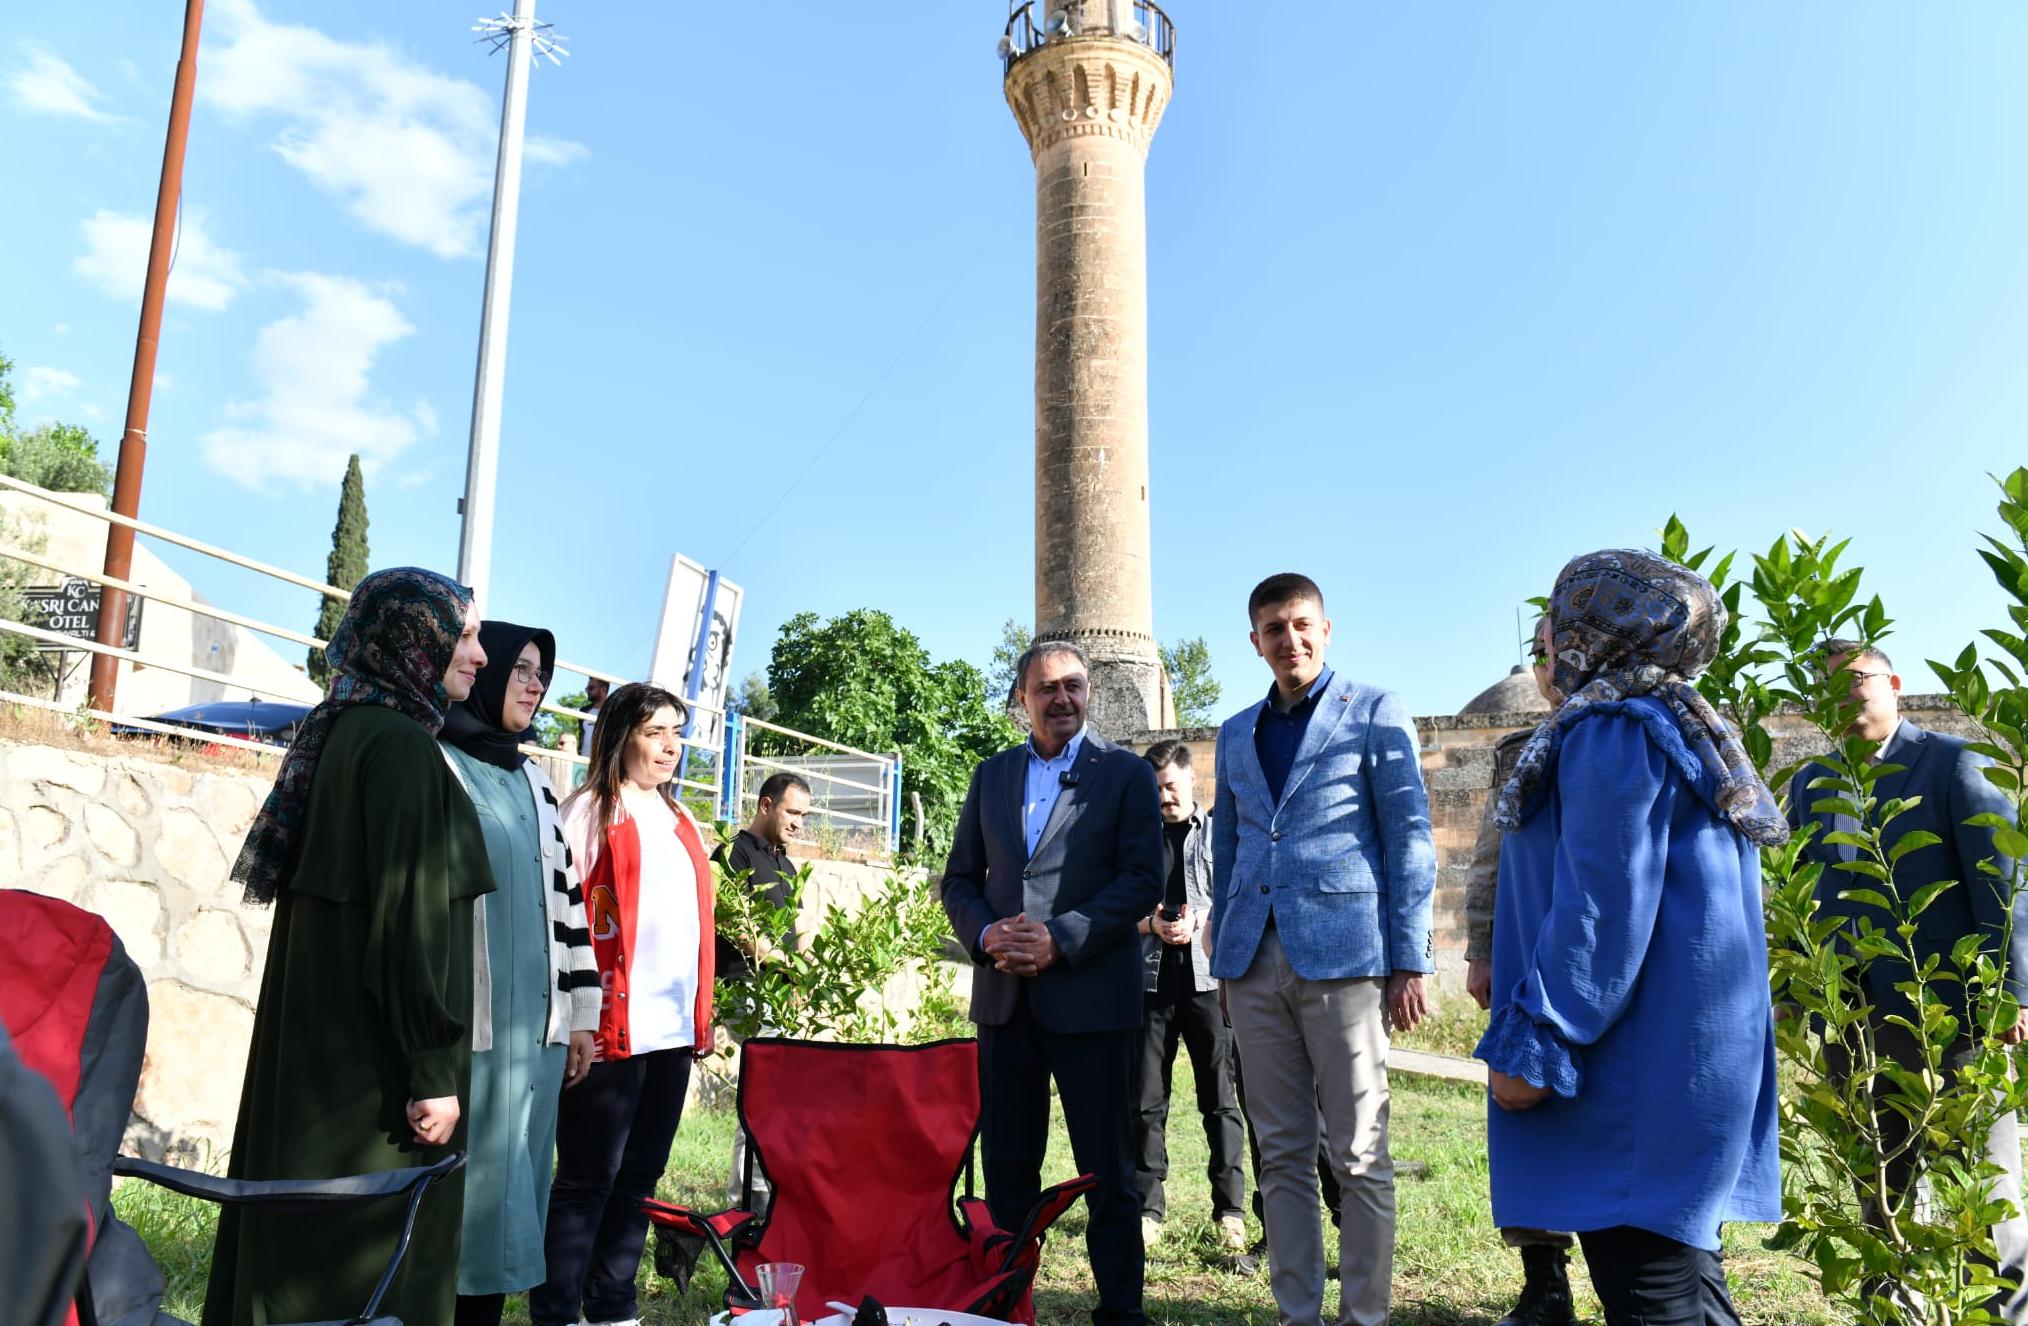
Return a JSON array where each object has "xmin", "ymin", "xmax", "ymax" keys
[
  {"xmin": 533, "ymin": 683, "xmax": 717, "ymax": 1326},
  {"xmin": 712, "ymin": 770, "xmax": 812, "ymax": 1205},
  {"xmin": 1477, "ymin": 549, "xmax": 1783, "ymax": 1326},
  {"xmin": 1791, "ymin": 638, "xmax": 2028, "ymax": 1322},
  {"xmin": 439, "ymin": 621, "xmax": 600, "ymax": 1326},
  {"xmin": 1463, "ymin": 618, "xmax": 1574, "ymax": 1326},
  {"xmin": 577, "ymin": 677, "xmax": 610, "ymax": 758},
  {"xmin": 1129, "ymin": 741, "xmax": 1245, "ymax": 1253},
  {"xmin": 941, "ymin": 640, "xmax": 1163, "ymax": 1326},
  {"xmin": 205, "ymin": 568, "xmax": 492, "ymax": 1326},
  {"xmin": 1209, "ymin": 572, "xmax": 1436, "ymax": 1326}
]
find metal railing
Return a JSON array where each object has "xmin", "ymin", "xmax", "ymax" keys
[
  {"xmin": 1001, "ymin": 0, "xmax": 1175, "ymax": 73},
  {"xmin": 721, "ymin": 713, "xmax": 901, "ymax": 855},
  {"xmin": 0, "ymin": 475, "xmax": 902, "ymax": 857}
]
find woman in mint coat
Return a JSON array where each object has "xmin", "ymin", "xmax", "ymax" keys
[{"xmin": 440, "ymin": 621, "xmax": 600, "ymax": 1326}]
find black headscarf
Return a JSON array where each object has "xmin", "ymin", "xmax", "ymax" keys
[
  {"xmin": 442, "ymin": 620, "xmax": 556, "ymax": 771},
  {"xmin": 231, "ymin": 567, "xmax": 472, "ymax": 905}
]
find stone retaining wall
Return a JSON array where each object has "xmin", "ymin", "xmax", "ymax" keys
[{"xmin": 2, "ymin": 738, "xmax": 271, "ymax": 1164}]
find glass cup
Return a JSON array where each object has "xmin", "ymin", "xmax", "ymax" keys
[{"xmin": 754, "ymin": 1261, "xmax": 804, "ymax": 1325}]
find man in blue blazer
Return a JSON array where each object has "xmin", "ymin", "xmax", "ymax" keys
[
  {"xmin": 1790, "ymin": 640, "xmax": 2028, "ymax": 1320},
  {"xmin": 1209, "ymin": 573, "xmax": 1436, "ymax": 1326},
  {"xmin": 942, "ymin": 640, "xmax": 1164, "ymax": 1326}
]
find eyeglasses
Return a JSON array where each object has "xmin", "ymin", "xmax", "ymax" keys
[
  {"xmin": 1528, "ymin": 644, "xmax": 1550, "ymax": 664},
  {"xmin": 1843, "ymin": 670, "xmax": 1890, "ymax": 691},
  {"xmin": 509, "ymin": 662, "xmax": 551, "ymax": 692}
]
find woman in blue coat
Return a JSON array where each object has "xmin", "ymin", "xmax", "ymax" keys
[{"xmin": 1475, "ymin": 549, "xmax": 1787, "ymax": 1326}]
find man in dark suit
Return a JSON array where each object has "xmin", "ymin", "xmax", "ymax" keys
[
  {"xmin": 942, "ymin": 640, "xmax": 1164, "ymax": 1326},
  {"xmin": 1791, "ymin": 638, "xmax": 2028, "ymax": 1322}
]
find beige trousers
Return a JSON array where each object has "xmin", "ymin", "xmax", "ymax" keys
[{"xmin": 1225, "ymin": 925, "xmax": 1393, "ymax": 1326}]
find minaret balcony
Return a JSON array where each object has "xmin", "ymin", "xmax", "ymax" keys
[{"xmin": 1001, "ymin": 1, "xmax": 1175, "ymax": 75}]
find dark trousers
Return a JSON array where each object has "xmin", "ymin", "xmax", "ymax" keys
[
  {"xmin": 530, "ymin": 1048, "xmax": 693, "ymax": 1326},
  {"xmin": 1230, "ymin": 1033, "xmax": 1339, "ymax": 1226},
  {"xmin": 1129, "ymin": 990, "xmax": 1245, "ymax": 1222},
  {"xmin": 979, "ymin": 1005, "xmax": 1144, "ymax": 1326},
  {"xmin": 453, "ymin": 1293, "xmax": 505, "ymax": 1326},
  {"xmin": 1577, "ymin": 1226, "xmax": 1741, "ymax": 1326}
]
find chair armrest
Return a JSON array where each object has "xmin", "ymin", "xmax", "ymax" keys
[
  {"xmin": 996, "ymin": 1172, "xmax": 1098, "ymax": 1270},
  {"xmin": 112, "ymin": 1151, "xmax": 465, "ymax": 1211}
]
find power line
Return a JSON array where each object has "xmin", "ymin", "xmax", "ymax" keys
[{"xmin": 718, "ymin": 215, "xmax": 1010, "ymax": 569}]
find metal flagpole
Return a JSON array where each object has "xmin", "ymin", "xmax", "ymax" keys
[
  {"xmin": 90, "ymin": 0, "xmax": 205, "ymax": 713},
  {"xmin": 458, "ymin": 0, "xmax": 548, "ymax": 605}
]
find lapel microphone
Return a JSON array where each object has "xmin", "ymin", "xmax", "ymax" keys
[{"xmin": 1058, "ymin": 770, "xmax": 1081, "ymax": 788}]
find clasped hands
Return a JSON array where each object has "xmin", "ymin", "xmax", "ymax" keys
[
  {"xmin": 405, "ymin": 1094, "xmax": 460, "ymax": 1146},
  {"xmin": 983, "ymin": 913, "xmax": 1061, "ymax": 977}
]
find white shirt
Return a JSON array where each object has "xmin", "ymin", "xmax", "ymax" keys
[{"xmin": 616, "ymin": 793, "xmax": 700, "ymax": 1053}]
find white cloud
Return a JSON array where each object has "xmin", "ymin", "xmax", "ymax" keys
[
  {"xmin": 19, "ymin": 366, "xmax": 81, "ymax": 406},
  {"xmin": 74, "ymin": 209, "xmax": 248, "ymax": 311},
  {"xmin": 153, "ymin": 372, "xmax": 176, "ymax": 392},
  {"xmin": 53, "ymin": 322, "xmax": 70, "ymax": 335},
  {"xmin": 202, "ymin": 0, "xmax": 587, "ymax": 259},
  {"xmin": 7, "ymin": 40, "xmax": 121, "ymax": 123},
  {"xmin": 200, "ymin": 272, "xmax": 436, "ymax": 491}
]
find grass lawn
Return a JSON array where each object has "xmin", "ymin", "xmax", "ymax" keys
[{"xmin": 115, "ymin": 1013, "xmax": 1839, "ymax": 1324}]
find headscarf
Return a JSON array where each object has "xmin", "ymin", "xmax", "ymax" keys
[
  {"xmin": 231, "ymin": 567, "xmax": 473, "ymax": 905},
  {"xmin": 441, "ymin": 620, "xmax": 556, "ymax": 771},
  {"xmin": 1494, "ymin": 548, "xmax": 1789, "ymax": 847}
]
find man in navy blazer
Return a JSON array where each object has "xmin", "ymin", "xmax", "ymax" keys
[
  {"xmin": 941, "ymin": 640, "xmax": 1164, "ymax": 1326},
  {"xmin": 1208, "ymin": 573, "xmax": 1437, "ymax": 1326},
  {"xmin": 1789, "ymin": 640, "xmax": 2028, "ymax": 1320}
]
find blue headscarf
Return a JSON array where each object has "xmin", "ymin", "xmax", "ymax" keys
[{"xmin": 231, "ymin": 567, "xmax": 472, "ymax": 904}]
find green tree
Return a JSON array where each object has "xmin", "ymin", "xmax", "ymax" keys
[
  {"xmin": 1161, "ymin": 635, "xmax": 1220, "ymax": 726},
  {"xmin": 731, "ymin": 670, "xmax": 777, "ymax": 723},
  {"xmin": 762, "ymin": 608, "xmax": 1018, "ymax": 855},
  {"xmin": 988, "ymin": 618, "xmax": 1031, "ymax": 710},
  {"xmin": 0, "ymin": 351, "xmax": 68, "ymax": 691},
  {"xmin": 0, "ymin": 422, "xmax": 113, "ymax": 498},
  {"xmin": 1655, "ymin": 510, "xmax": 2028, "ymax": 1324},
  {"xmin": 308, "ymin": 455, "xmax": 370, "ymax": 689}
]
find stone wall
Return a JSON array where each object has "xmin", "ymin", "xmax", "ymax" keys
[
  {"xmin": 0, "ymin": 729, "xmax": 914, "ymax": 1164},
  {"xmin": 2, "ymin": 736, "xmax": 272, "ymax": 1164}
]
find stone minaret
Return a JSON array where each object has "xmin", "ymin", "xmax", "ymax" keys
[{"xmin": 1004, "ymin": 0, "xmax": 1176, "ymax": 736}]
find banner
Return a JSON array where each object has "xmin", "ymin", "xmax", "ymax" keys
[{"xmin": 647, "ymin": 554, "xmax": 743, "ymax": 746}]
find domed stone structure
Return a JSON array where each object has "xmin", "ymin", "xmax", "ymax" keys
[{"xmin": 1457, "ymin": 666, "xmax": 1551, "ymax": 719}]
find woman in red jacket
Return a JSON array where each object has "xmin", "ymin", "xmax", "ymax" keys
[{"xmin": 531, "ymin": 682, "xmax": 716, "ymax": 1326}]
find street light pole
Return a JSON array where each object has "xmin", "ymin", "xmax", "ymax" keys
[
  {"xmin": 457, "ymin": 0, "xmax": 540, "ymax": 607},
  {"xmin": 89, "ymin": 0, "xmax": 205, "ymax": 713}
]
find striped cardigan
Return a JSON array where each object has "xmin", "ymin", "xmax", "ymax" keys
[{"xmin": 444, "ymin": 750, "xmax": 602, "ymax": 1051}]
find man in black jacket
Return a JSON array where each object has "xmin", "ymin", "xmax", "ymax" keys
[
  {"xmin": 941, "ymin": 640, "xmax": 1163, "ymax": 1326},
  {"xmin": 713, "ymin": 771, "xmax": 810, "ymax": 1204}
]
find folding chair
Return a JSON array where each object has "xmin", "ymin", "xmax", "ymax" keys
[
  {"xmin": 643, "ymin": 1036, "xmax": 1094, "ymax": 1324},
  {"xmin": 0, "ymin": 888, "xmax": 464, "ymax": 1326}
]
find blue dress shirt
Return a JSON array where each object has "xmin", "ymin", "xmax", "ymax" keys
[
  {"xmin": 1253, "ymin": 667, "xmax": 1333, "ymax": 806},
  {"xmin": 1023, "ymin": 726, "xmax": 1088, "ymax": 856}
]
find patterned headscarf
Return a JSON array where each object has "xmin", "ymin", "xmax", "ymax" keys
[
  {"xmin": 1494, "ymin": 548, "xmax": 1788, "ymax": 847},
  {"xmin": 231, "ymin": 567, "xmax": 474, "ymax": 904}
]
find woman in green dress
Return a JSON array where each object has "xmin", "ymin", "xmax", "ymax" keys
[
  {"xmin": 203, "ymin": 567, "xmax": 493, "ymax": 1326},
  {"xmin": 439, "ymin": 621, "xmax": 600, "ymax": 1325}
]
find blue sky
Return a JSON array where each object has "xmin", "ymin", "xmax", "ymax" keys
[{"xmin": 5, "ymin": 2, "xmax": 2026, "ymax": 724}]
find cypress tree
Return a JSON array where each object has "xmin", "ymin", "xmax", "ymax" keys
[{"xmin": 308, "ymin": 455, "xmax": 370, "ymax": 689}]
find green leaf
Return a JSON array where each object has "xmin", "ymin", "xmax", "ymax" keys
[{"xmin": 1888, "ymin": 830, "xmax": 1943, "ymax": 864}]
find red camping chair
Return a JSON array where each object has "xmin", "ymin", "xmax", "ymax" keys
[
  {"xmin": 0, "ymin": 888, "xmax": 463, "ymax": 1326},
  {"xmin": 643, "ymin": 1037, "xmax": 1094, "ymax": 1324}
]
